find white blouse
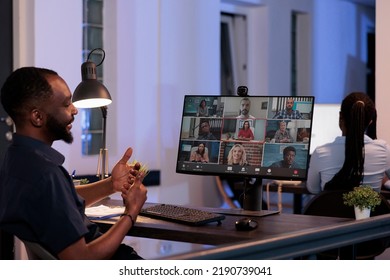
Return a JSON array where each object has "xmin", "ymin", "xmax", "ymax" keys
[{"xmin": 307, "ymin": 135, "xmax": 390, "ymax": 194}]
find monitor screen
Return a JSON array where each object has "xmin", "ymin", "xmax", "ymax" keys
[{"xmin": 176, "ymin": 95, "xmax": 315, "ymax": 181}]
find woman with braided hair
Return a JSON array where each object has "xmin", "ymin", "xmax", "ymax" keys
[{"xmin": 307, "ymin": 92, "xmax": 390, "ymax": 194}]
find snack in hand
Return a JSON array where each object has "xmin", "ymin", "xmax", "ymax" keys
[{"xmin": 131, "ymin": 160, "xmax": 150, "ymax": 177}]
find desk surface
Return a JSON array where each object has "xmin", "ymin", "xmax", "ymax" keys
[{"xmin": 95, "ymin": 200, "xmax": 349, "ymax": 246}]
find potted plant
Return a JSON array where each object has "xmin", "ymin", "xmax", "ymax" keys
[{"xmin": 343, "ymin": 185, "xmax": 382, "ymax": 220}]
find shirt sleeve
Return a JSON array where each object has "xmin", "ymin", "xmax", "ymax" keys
[
  {"xmin": 273, "ymin": 112, "xmax": 281, "ymax": 119},
  {"xmin": 386, "ymin": 143, "xmax": 390, "ymax": 166},
  {"xmin": 204, "ymin": 150, "xmax": 209, "ymax": 162},
  {"xmin": 274, "ymin": 130, "xmax": 281, "ymax": 141},
  {"xmin": 385, "ymin": 143, "xmax": 390, "ymax": 179},
  {"xmin": 249, "ymin": 129, "xmax": 254, "ymax": 139},
  {"xmin": 287, "ymin": 131, "xmax": 293, "ymax": 142}
]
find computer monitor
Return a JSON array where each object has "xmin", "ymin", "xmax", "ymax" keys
[{"xmin": 176, "ymin": 95, "xmax": 315, "ymax": 181}]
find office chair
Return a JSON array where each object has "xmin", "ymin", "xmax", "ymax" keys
[
  {"xmin": 21, "ymin": 239, "xmax": 57, "ymax": 260},
  {"xmin": 303, "ymin": 190, "xmax": 390, "ymax": 259},
  {"xmin": 216, "ymin": 176, "xmax": 268, "ymax": 210},
  {"xmin": 215, "ymin": 176, "xmax": 240, "ymax": 208}
]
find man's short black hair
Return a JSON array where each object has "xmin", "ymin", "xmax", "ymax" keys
[
  {"xmin": 1, "ymin": 67, "xmax": 58, "ymax": 123},
  {"xmin": 283, "ymin": 146, "xmax": 296, "ymax": 156}
]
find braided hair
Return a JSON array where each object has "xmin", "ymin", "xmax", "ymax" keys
[{"xmin": 324, "ymin": 92, "xmax": 376, "ymax": 191}]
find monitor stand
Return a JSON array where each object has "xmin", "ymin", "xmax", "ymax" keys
[
  {"xmin": 234, "ymin": 87, "xmax": 264, "ymax": 211},
  {"xmin": 241, "ymin": 177, "xmax": 263, "ymax": 211}
]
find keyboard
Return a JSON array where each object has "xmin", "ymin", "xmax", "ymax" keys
[{"xmin": 140, "ymin": 204, "xmax": 226, "ymax": 226}]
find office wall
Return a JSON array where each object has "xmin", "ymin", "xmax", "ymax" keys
[
  {"xmin": 13, "ymin": 0, "xmax": 83, "ymax": 173},
  {"xmin": 376, "ymin": 0, "xmax": 390, "ymax": 144},
  {"xmin": 262, "ymin": 0, "xmax": 313, "ymax": 96},
  {"xmin": 312, "ymin": 0, "xmax": 375, "ymax": 104},
  {"xmin": 102, "ymin": 0, "xmax": 222, "ymax": 205},
  {"xmin": 12, "ymin": 0, "xmax": 375, "ymax": 208}
]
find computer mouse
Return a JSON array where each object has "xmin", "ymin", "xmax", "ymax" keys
[{"xmin": 235, "ymin": 218, "xmax": 258, "ymax": 231}]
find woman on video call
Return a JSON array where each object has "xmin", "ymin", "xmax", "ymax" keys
[
  {"xmin": 190, "ymin": 142, "xmax": 209, "ymax": 163},
  {"xmin": 196, "ymin": 99, "xmax": 209, "ymax": 117},
  {"xmin": 227, "ymin": 144, "xmax": 248, "ymax": 166},
  {"xmin": 237, "ymin": 120, "xmax": 254, "ymax": 141}
]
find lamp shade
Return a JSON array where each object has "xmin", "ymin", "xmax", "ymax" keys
[{"xmin": 72, "ymin": 61, "xmax": 112, "ymax": 108}]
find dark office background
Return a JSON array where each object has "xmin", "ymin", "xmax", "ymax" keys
[{"xmin": 0, "ymin": 0, "xmax": 14, "ymax": 260}]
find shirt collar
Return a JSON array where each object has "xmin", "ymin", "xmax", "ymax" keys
[
  {"xmin": 334, "ymin": 134, "xmax": 373, "ymax": 144},
  {"xmin": 12, "ymin": 134, "xmax": 65, "ymax": 166}
]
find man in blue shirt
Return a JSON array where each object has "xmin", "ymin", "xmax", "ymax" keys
[
  {"xmin": 273, "ymin": 98, "xmax": 303, "ymax": 119},
  {"xmin": 0, "ymin": 67, "xmax": 147, "ymax": 259}
]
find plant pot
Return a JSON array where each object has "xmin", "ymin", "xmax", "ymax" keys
[{"xmin": 354, "ymin": 206, "xmax": 371, "ymax": 220}]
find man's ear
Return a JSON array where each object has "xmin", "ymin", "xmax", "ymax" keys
[{"xmin": 31, "ymin": 109, "xmax": 44, "ymax": 127}]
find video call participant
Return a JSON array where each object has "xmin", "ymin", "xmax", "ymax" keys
[
  {"xmin": 196, "ymin": 99, "xmax": 209, "ymax": 117},
  {"xmin": 227, "ymin": 143, "xmax": 249, "ymax": 166},
  {"xmin": 307, "ymin": 92, "xmax": 390, "ymax": 194},
  {"xmin": 237, "ymin": 120, "xmax": 254, "ymax": 141},
  {"xmin": 190, "ymin": 142, "xmax": 209, "ymax": 163},
  {"xmin": 274, "ymin": 121, "xmax": 293, "ymax": 143},
  {"xmin": 273, "ymin": 98, "xmax": 303, "ymax": 119},
  {"xmin": 197, "ymin": 119, "xmax": 217, "ymax": 140},
  {"xmin": 236, "ymin": 97, "xmax": 255, "ymax": 119},
  {"xmin": 0, "ymin": 67, "xmax": 147, "ymax": 260},
  {"xmin": 269, "ymin": 146, "xmax": 300, "ymax": 169},
  {"xmin": 297, "ymin": 127, "xmax": 310, "ymax": 142}
]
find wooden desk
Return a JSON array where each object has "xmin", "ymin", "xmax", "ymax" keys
[
  {"xmin": 94, "ymin": 200, "xmax": 390, "ymax": 259},
  {"xmin": 95, "ymin": 200, "xmax": 349, "ymax": 246},
  {"xmin": 165, "ymin": 213, "xmax": 390, "ymax": 259}
]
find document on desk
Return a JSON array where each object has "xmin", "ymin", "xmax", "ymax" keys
[{"xmin": 85, "ymin": 205, "xmax": 125, "ymax": 220}]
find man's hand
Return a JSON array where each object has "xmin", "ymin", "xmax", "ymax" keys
[
  {"xmin": 111, "ymin": 147, "xmax": 141, "ymax": 193},
  {"xmin": 122, "ymin": 173, "xmax": 148, "ymax": 219}
]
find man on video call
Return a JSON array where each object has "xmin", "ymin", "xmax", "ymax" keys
[
  {"xmin": 197, "ymin": 119, "xmax": 217, "ymax": 140},
  {"xmin": 0, "ymin": 67, "xmax": 147, "ymax": 260},
  {"xmin": 269, "ymin": 146, "xmax": 301, "ymax": 169},
  {"xmin": 236, "ymin": 97, "xmax": 255, "ymax": 119},
  {"xmin": 273, "ymin": 98, "xmax": 303, "ymax": 119}
]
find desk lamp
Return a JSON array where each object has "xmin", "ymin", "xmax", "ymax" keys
[{"xmin": 72, "ymin": 48, "xmax": 112, "ymax": 180}]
